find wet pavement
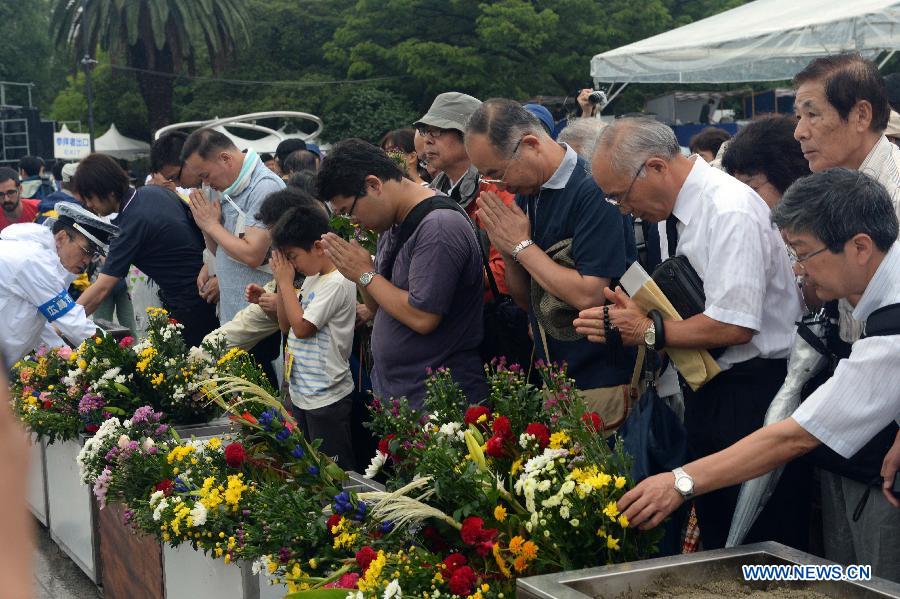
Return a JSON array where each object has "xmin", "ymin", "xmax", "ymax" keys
[{"xmin": 33, "ymin": 522, "xmax": 99, "ymax": 599}]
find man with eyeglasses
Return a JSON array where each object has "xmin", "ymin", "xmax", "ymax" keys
[
  {"xmin": 0, "ymin": 202, "xmax": 117, "ymax": 363},
  {"xmin": 0, "ymin": 168, "xmax": 40, "ymax": 232},
  {"xmin": 616, "ymin": 169, "xmax": 900, "ymax": 582},
  {"xmin": 415, "ymin": 92, "xmax": 517, "ymax": 298},
  {"xmin": 466, "ymin": 98, "xmax": 637, "ymax": 409},
  {"xmin": 579, "ymin": 116, "xmax": 806, "ymax": 551},
  {"xmin": 317, "ymin": 139, "xmax": 488, "ymax": 410}
]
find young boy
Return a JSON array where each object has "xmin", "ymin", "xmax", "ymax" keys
[{"xmin": 270, "ymin": 204, "xmax": 358, "ymax": 469}]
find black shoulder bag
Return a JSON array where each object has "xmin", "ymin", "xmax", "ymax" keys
[{"xmin": 802, "ymin": 302, "xmax": 900, "ymax": 520}]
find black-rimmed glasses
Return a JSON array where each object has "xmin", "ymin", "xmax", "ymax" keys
[{"xmin": 604, "ymin": 163, "xmax": 645, "ymax": 207}]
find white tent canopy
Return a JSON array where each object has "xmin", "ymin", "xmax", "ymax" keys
[
  {"xmin": 94, "ymin": 123, "xmax": 151, "ymax": 160},
  {"xmin": 591, "ymin": 0, "xmax": 900, "ymax": 84}
]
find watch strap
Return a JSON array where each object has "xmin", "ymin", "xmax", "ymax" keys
[
  {"xmin": 511, "ymin": 239, "xmax": 535, "ymax": 262},
  {"xmin": 648, "ymin": 309, "xmax": 665, "ymax": 351}
]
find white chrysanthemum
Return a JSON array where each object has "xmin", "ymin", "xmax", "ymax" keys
[
  {"xmin": 189, "ymin": 502, "xmax": 207, "ymax": 526},
  {"xmin": 383, "ymin": 579, "xmax": 402, "ymax": 599},
  {"xmin": 519, "ymin": 432, "xmax": 536, "ymax": 449},
  {"xmin": 149, "ymin": 490, "xmax": 164, "ymax": 506},
  {"xmin": 560, "ymin": 480, "xmax": 576, "ymax": 495},
  {"xmin": 114, "ymin": 375, "xmax": 126, "ymax": 384},
  {"xmin": 152, "ymin": 497, "xmax": 169, "ymax": 521},
  {"xmin": 100, "ymin": 367, "xmax": 121, "ymax": 381},
  {"xmin": 570, "ymin": 518, "xmax": 580, "ymax": 527},
  {"xmin": 438, "ymin": 422, "xmax": 461, "ymax": 438},
  {"xmin": 364, "ymin": 451, "xmax": 388, "ymax": 479},
  {"xmin": 559, "ymin": 505, "xmax": 570, "ymax": 519}
]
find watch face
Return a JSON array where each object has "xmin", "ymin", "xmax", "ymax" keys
[
  {"xmin": 675, "ymin": 477, "xmax": 693, "ymax": 494},
  {"xmin": 644, "ymin": 329, "xmax": 655, "ymax": 345}
]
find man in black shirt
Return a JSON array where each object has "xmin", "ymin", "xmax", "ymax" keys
[{"xmin": 73, "ymin": 153, "xmax": 217, "ymax": 346}]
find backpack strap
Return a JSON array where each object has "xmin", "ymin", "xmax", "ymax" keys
[
  {"xmin": 382, "ymin": 196, "xmax": 455, "ymax": 282},
  {"xmin": 862, "ymin": 303, "xmax": 900, "ymax": 338}
]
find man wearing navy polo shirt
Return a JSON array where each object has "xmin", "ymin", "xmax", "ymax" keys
[{"xmin": 466, "ymin": 98, "xmax": 636, "ymax": 411}]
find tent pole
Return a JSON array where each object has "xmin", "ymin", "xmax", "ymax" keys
[
  {"xmin": 879, "ymin": 50, "xmax": 896, "ymax": 70},
  {"xmin": 603, "ymin": 82, "xmax": 629, "ymax": 112}
]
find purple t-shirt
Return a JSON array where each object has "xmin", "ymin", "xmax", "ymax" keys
[{"xmin": 370, "ymin": 208, "xmax": 487, "ymax": 409}]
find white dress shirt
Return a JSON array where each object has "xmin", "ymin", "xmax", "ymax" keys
[
  {"xmin": 792, "ymin": 242, "xmax": 900, "ymax": 459},
  {"xmin": 663, "ymin": 157, "xmax": 802, "ymax": 371}
]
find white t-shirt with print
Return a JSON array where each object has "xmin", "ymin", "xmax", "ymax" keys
[{"xmin": 287, "ymin": 270, "xmax": 356, "ymax": 410}]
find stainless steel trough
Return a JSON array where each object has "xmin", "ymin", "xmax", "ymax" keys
[{"xmin": 517, "ymin": 542, "xmax": 900, "ymax": 599}]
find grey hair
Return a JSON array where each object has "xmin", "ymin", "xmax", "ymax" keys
[
  {"xmin": 557, "ymin": 119, "xmax": 607, "ymax": 161},
  {"xmin": 594, "ymin": 117, "xmax": 680, "ymax": 176},
  {"xmin": 773, "ymin": 168, "xmax": 898, "ymax": 252},
  {"xmin": 465, "ymin": 98, "xmax": 548, "ymax": 158}
]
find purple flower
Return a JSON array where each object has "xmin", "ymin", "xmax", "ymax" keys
[
  {"xmin": 130, "ymin": 405, "xmax": 162, "ymax": 426},
  {"xmin": 276, "ymin": 427, "xmax": 291, "ymax": 441},
  {"xmin": 155, "ymin": 424, "xmax": 169, "ymax": 436},
  {"xmin": 78, "ymin": 393, "xmax": 104, "ymax": 415},
  {"xmin": 307, "ymin": 465, "xmax": 319, "ymax": 476},
  {"xmin": 291, "ymin": 445, "xmax": 305, "ymax": 459},
  {"xmin": 92, "ymin": 467, "xmax": 112, "ymax": 509}
]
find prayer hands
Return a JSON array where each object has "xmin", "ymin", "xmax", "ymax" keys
[
  {"xmin": 246, "ymin": 284, "xmax": 278, "ymax": 317},
  {"xmin": 200, "ymin": 275, "xmax": 219, "ymax": 304},
  {"xmin": 270, "ymin": 250, "xmax": 295, "ymax": 286},
  {"xmin": 573, "ymin": 286, "xmax": 651, "ymax": 346},
  {"xmin": 321, "ymin": 233, "xmax": 374, "ymax": 283},
  {"xmin": 476, "ymin": 192, "xmax": 531, "ymax": 256},
  {"xmin": 188, "ymin": 188, "xmax": 221, "ymax": 231},
  {"xmin": 616, "ymin": 472, "xmax": 684, "ymax": 530}
]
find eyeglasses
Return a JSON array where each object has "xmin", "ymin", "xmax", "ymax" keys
[
  {"xmin": 415, "ymin": 125, "xmax": 447, "ymax": 139},
  {"xmin": 604, "ymin": 163, "xmax": 645, "ymax": 207},
  {"xmin": 346, "ymin": 190, "xmax": 365, "ymax": 217},
  {"xmin": 69, "ymin": 233, "xmax": 100, "ymax": 260},
  {"xmin": 479, "ymin": 138, "xmax": 524, "ymax": 186},
  {"xmin": 1, "ymin": 188, "xmax": 19, "ymax": 199},
  {"xmin": 786, "ymin": 245, "xmax": 828, "ymax": 270}
]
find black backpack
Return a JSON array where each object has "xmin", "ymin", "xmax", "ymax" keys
[
  {"xmin": 380, "ymin": 195, "xmax": 532, "ymax": 368},
  {"xmin": 802, "ymin": 302, "xmax": 900, "ymax": 493}
]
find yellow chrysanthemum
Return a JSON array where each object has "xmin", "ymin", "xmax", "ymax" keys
[
  {"xmin": 494, "ymin": 505, "xmax": 507, "ymax": 522},
  {"xmin": 549, "ymin": 431, "xmax": 570, "ymax": 449},
  {"xmin": 606, "ymin": 535, "xmax": 620, "ymax": 551},
  {"xmin": 603, "ymin": 501, "xmax": 620, "ymax": 521}
]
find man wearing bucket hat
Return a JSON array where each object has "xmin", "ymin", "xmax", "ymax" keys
[
  {"xmin": 0, "ymin": 202, "xmax": 117, "ymax": 363},
  {"xmin": 416, "ymin": 92, "xmax": 518, "ymax": 304}
]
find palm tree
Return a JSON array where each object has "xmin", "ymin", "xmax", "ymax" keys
[{"xmin": 51, "ymin": 0, "xmax": 250, "ymax": 133}]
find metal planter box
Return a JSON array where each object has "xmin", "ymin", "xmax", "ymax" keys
[
  {"xmin": 27, "ymin": 432, "xmax": 49, "ymax": 526},
  {"xmin": 45, "ymin": 420, "xmax": 232, "ymax": 586},
  {"xmin": 517, "ymin": 542, "xmax": 900, "ymax": 599}
]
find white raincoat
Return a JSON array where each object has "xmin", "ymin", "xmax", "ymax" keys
[{"xmin": 0, "ymin": 223, "xmax": 96, "ymax": 364}]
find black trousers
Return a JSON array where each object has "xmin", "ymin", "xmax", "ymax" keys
[
  {"xmin": 684, "ymin": 357, "xmax": 811, "ymax": 550},
  {"xmin": 165, "ymin": 299, "xmax": 219, "ymax": 348}
]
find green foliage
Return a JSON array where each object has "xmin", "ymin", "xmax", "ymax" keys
[
  {"xmin": 0, "ymin": 0, "xmax": 68, "ymax": 108},
  {"xmin": 319, "ymin": 85, "xmax": 419, "ymax": 143}
]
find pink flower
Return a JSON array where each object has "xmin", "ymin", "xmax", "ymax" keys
[
  {"xmin": 57, "ymin": 346, "xmax": 73, "ymax": 360},
  {"xmin": 118, "ymin": 336, "xmax": 135, "ymax": 348},
  {"xmin": 325, "ymin": 573, "xmax": 359, "ymax": 589}
]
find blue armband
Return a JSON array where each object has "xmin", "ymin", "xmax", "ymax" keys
[{"xmin": 37, "ymin": 290, "xmax": 76, "ymax": 323}]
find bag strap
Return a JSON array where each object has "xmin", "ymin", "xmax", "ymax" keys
[
  {"xmin": 382, "ymin": 195, "xmax": 454, "ymax": 281},
  {"xmin": 863, "ymin": 302, "xmax": 900, "ymax": 338}
]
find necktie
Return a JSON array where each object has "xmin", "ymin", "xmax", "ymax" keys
[{"xmin": 666, "ymin": 214, "xmax": 679, "ymax": 258}]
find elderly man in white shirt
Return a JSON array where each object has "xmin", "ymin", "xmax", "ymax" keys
[
  {"xmin": 616, "ymin": 168, "xmax": 900, "ymax": 581},
  {"xmin": 580, "ymin": 116, "xmax": 807, "ymax": 550}
]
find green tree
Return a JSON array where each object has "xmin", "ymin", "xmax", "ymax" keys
[
  {"xmin": 50, "ymin": 0, "xmax": 251, "ymax": 132},
  {"xmin": 0, "ymin": 0, "xmax": 68, "ymax": 108}
]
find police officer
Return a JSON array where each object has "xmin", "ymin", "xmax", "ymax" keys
[{"xmin": 0, "ymin": 202, "xmax": 117, "ymax": 364}]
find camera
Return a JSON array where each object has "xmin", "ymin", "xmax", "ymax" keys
[{"xmin": 588, "ymin": 90, "xmax": 608, "ymax": 106}]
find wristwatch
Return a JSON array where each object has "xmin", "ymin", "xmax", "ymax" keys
[
  {"xmin": 672, "ymin": 467, "xmax": 695, "ymax": 500},
  {"xmin": 358, "ymin": 271, "xmax": 377, "ymax": 287},
  {"xmin": 643, "ymin": 321, "xmax": 656, "ymax": 349},
  {"xmin": 511, "ymin": 239, "xmax": 535, "ymax": 262}
]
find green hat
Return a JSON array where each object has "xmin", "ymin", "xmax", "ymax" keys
[{"xmin": 415, "ymin": 92, "xmax": 482, "ymax": 133}]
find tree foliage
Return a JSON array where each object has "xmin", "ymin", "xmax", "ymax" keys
[{"xmin": 14, "ymin": 0, "xmax": 765, "ymax": 145}]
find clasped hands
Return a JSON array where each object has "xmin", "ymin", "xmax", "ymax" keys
[{"xmin": 573, "ymin": 286, "xmax": 652, "ymax": 347}]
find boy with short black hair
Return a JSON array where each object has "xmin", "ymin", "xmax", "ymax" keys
[{"xmin": 270, "ymin": 205, "xmax": 357, "ymax": 468}]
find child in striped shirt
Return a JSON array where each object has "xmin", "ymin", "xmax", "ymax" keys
[{"xmin": 270, "ymin": 204, "xmax": 357, "ymax": 469}]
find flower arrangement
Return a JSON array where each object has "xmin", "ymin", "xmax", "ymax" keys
[
  {"xmin": 9, "ymin": 307, "xmax": 272, "ymax": 443},
  {"xmin": 76, "ymin": 361, "xmax": 659, "ymax": 599}
]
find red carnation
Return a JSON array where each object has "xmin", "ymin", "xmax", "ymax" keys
[
  {"xmin": 42, "ymin": 399, "xmax": 52, "ymax": 410},
  {"xmin": 224, "ymin": 442, "xmax": 246, "ymax": 468},
  {"xmin": 155, "ymin": 479, "xmax": 174, "ymax": 497},
  {"xmin": 377, "ymin": 434, "xmax": 396, "ymax": 459},
  {"xmin": 524, "ymin": 423, "xmax": 550, "ymax": 448},
  {"xmin": 581, "ymin": 411, "xmax": 604, "ymax": 432},
  {"xmin": 168, "ymin": 318, "xmax": 179, "ymax": 325},
  {"xmin": 464, "ymin": 406, "xmax": 490, "ymax": 426},
  {"xmin": 118, "ymin": 336, "xmax": 135, "ymax": 348},
  {"xmin": 484, "ymin": 434, "xmax": 506, "ymax": 458},
  {"xmin": 442, "ymin": 553, "xmax": 467, "ymax": 576},
  {"xmin": 491, "ymin": 415, "xmax": 511, "ymax": 439},
  {"xmin": 326, "ymin": 514, "xmax": 342, "ymax": 536},
  {"xmin": 85, "ymin": 424, "xmax": 99, "ymax": 434},
  {"xmin": 448, "ymin": 566, "xmax": 477, "ymax": 596},
  {"xmin": 355, "ymin": 546, "xmax": 378, "ymax": 573},
  {"xmin": 460, "ymin": 516, "xmax": 498, "ymax": 547}
]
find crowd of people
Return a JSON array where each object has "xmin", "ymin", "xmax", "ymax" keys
[{"xmin": 2, "ymin": 52, "xmax": 900, "ymax": 580}]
